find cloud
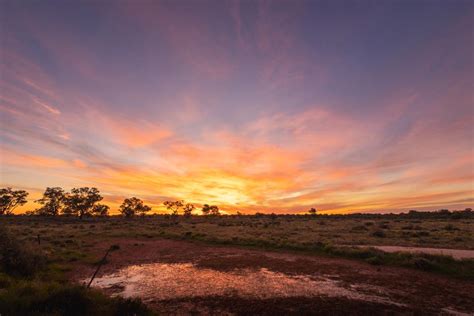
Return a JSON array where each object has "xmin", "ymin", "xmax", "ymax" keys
[
  {"xmin": 91, "ymin": 112, "xmax": 173, "ymax": 148},
  {"xmin": 1, "ymin": 1, "xmax": 472, "ymax": 214},
  {"xmin": 0, "ymin": 147, "xmax": 69, "ymax": 169},
  {"xmin": 32, "ymin": 98, "xmax": 61, "ymax": 115},
  {"xmin": 117, "ymin": 1, "xmax": 237, "ymax": 79}
]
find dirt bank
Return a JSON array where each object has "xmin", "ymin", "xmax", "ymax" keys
[{"xmin": 354, "ymin": 245, "xmax": 474, "ymax": 259}]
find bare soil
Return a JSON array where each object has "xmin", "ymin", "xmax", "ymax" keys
[
  {"xmin": 355, "ymin": 245, "xmax": 474, "ymax": 259},
  {"xmin": 70, "ymin": 238, "xmax": 474, "ymax": 315}
]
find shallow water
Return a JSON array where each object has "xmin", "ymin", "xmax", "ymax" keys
[{"xmin": 89, "ymin": 262, "xmax": 400, "ymax": 305}]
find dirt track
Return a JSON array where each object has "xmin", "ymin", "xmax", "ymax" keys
[{"xmin": 71, "ymin": 238, "xmax": 474, "ymax": 315}]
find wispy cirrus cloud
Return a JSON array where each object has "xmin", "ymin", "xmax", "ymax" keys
[{"xmin": 0, "ymin": 0, "xmax": 472, "ymax": 214}]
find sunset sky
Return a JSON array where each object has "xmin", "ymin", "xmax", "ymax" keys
[{"xmin": 0, "ymin": 0, "xmax": 472, "ymax": 214}]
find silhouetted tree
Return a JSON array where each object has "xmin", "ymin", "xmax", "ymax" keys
[
  {"xmin": 163, "ymin": 200, "xmax": 184, "ymax": 216},
  {"xmin": 35, "ymin": 187, "xmax": 65, "ymax": 216},
  {"xmin": 92, "ymin": 204, "xmax": 109, "ymax": 216},
  {"xmin": 183, "ymin": 203, "xmax": 195, "ymax": 218},
  {"xmin": 120, "ymin": 197, "xmax": 151, "ymax": 217},
  {"xmin": 201, "ymin": 204, "xmax": 211, "ymax": 215},
  {"xmin": 200, "ymin": 204, "xmax": 220, "ymax": 216},
  {"xmin": 63, "ymin": 187, "xmax": 103, "ymax": 219},
  {"xmin": 0, "ymin": 188, "xmax": 28, "ymax": 215},
  {"xmin": 209, "ymin": 205, "xmax": 220, "ymax": 216},
  {"xmin": 308, "ymin": 208, "xmax": 317, "ymax": 216}
]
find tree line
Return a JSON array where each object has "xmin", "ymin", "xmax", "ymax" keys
[
  {"xmin": 0, "ymin": 187, "xmax": 220, "ymax": 218},
  {"xmin": 3, "ymin": 187, "xmax": 470, "ymax": 219}
]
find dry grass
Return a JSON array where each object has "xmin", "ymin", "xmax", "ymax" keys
[
  {"xmin": 1, "ymin": 214, "xmax": 473, "ymax": 263},
  {"xmin": 1, "ymin": 214, "xmax": 473, "ymax": 314}
]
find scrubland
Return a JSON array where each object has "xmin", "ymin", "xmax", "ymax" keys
[{"xmin": 1, "ymin": 213, "xmax": 473, "ymax": 315}]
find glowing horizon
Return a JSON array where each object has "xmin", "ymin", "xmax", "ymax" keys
[{"xmin": 1, "ymin": 0, "xmax": 473, "ymax": 215}]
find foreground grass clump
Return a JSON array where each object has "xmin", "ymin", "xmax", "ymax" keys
[
  {"xmin": 0, "ymin": 226, "xmax": 46, "ymax": 276},
  {"xmin": 0, "ymin": 279, "xmax": 151, "ymax": 316},
  {"xmin": 0, "ymin": 226, "xmax": 153, "ymax": 316}
]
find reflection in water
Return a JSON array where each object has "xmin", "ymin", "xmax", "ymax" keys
[{"xmin": 90, "ymin": 263, "xmax": 400, "ymax": 305}]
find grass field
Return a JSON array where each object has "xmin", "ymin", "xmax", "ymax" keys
[{"xmin": 1, "ymin": 214, "xmax": 473, "ymax": 315}]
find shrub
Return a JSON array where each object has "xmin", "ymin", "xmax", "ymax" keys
[
  {"xmin": 444, "ymin": 224, "xmax": 459, "ymax": 231},
  {"xmin": 412, "ymin": 231, "xmax": 430, "ymax": 237},
  {"xmin": 411, "ymin": 257, "xmax": 434, "ymax": 271},
  {"xmin": 366, "ymin": 256, "xmax": 383, "ymax": 265},
  {"xmin": 112, "ymin": 296, "xmax": 152, "ymax": 315},
  {"xmin": 371, "ymin": 230, "xmax": 386, "ymax": 238},
  {"xmin": 0, "ymin": 226, "xmax": 46, "ymax": 276},
  {"xmin": 351, "ymin": 225, "xmax": 368, "ymax": 231},
  {"xmin": 0, "ymin": 282, "xmax": 153, "ymax": 316},
  {"xmin": 378, "ymin": 223, "xmax": 390, "ymax": 229},
  {"xmin": 0, "ymin": 273, "xmax": 12, "ymax": 288}
]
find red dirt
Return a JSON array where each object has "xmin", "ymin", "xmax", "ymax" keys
[{"xmin": 70, "ymin": 238, "xmax": 474, "ymax": 315}]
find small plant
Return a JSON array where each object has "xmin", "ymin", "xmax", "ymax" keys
[
  {"xmin": 366, "ymin": 256, "xmax": 383, "ymax": 265},
  {"xmin": 351, "ymin": 225, "xmax": 368, "ymax": 231},
  {"xmin": 110, "ymin": 244, "xmax": 120, "ymax": 251},
  {"xmin": 371, "ymin": 230, "xmax": 386, "ymax": 238},
  {"xmin": 411, "ymin": 257, "xmax": 434, "ymax": 271},
  {"xmin": 412, "ymin": 231, "xmax": 430, "ymax": 237},
  {"xmin": 378, "ymin": 223, "xmax": 390, "ymax": 229},
  {"xmin": 444, "ymin": 224, "xmax": 459, "ymax": 231}
]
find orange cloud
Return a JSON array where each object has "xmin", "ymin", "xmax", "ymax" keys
[{"xmin": 0, "ymin": 148, "xmax": 69, "ymax": 169}]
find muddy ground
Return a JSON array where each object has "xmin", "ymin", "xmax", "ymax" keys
[{"xmin": 71, "ymin": 238, "xmax": 474, "ymax": 315}]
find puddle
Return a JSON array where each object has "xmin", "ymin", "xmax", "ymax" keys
[
  {"xmin": 88, "ymin": 262, "xmax": 402, "ymax": 306},
  {"xmin": 354, "ymin": 246, "xmax": 474, "ymax": 260}
]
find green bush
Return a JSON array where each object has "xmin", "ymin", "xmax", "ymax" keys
[
  {"xmin": 366, "ymin": 256, "xmax": 383, "ymax": 265},
  {"xmin": 0, "ymin": 282, "xmax": 153, "ymax": 316},
  {"xmin": 0, "ymin": 226, "xmax": 46, "ymax": 276}
]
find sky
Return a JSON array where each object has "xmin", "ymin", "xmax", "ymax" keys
[{"xmin": 0, "ymin": 0, "xmax": 473, "ymax": 214}]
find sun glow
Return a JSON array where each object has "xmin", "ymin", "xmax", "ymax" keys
[{"xmin": 1, "ymin": 0, "xmax": 472, "ymax": 215}]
